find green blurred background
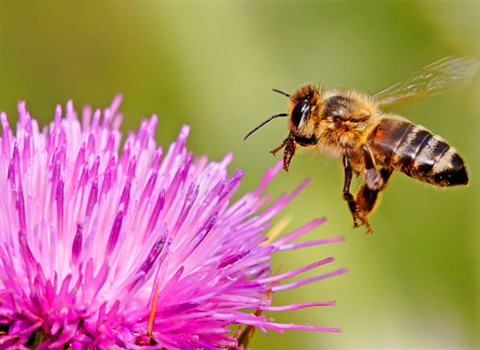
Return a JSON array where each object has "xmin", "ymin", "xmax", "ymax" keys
[{"xmin": 1, "ymin": 2, "xmax": 478, "ymax": 348}]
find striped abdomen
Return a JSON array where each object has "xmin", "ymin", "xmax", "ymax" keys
[{"xmin": 369, "ymin": 117, "xmax": 468, "ymax": 186}]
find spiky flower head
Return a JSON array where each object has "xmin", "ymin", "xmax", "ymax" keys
[{"xmin": 0, "ymin": 96, "xmax": 346, "ymax": 349}]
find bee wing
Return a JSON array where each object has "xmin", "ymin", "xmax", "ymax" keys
[{"xmin": 372, "ymin": 57, "xmax": 479, "ymax": 106}]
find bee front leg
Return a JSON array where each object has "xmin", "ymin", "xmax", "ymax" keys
[{"xmin": 271, "ymin": 135, "xmax": 296, "ymax": 171}]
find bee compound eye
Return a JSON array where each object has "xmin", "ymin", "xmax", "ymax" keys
[{"xmin": 291, "ymin": 99, "xmax": 311, "ymax": 128}]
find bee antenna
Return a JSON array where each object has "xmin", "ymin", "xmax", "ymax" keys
[
  {"xmin": 272, "ymin": 88, "xmax": 290, "ymax": 97},
  {"xmin": 243, "ymin": 113, "xmax": 288, "ymax": 140}
]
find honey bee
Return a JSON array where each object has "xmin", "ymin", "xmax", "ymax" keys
[{"xmin": 244, "ymin": 57, "xmax": 479, "ymax": 233}]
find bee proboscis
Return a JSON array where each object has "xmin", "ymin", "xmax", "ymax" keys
[{"xmin": 244, "ymin": 57, "xmax": 479, "ymax": 233}]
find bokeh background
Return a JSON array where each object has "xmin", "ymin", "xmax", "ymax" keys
[{"xmin": 1, "ymin": 2, "xmax": 478, "ymax": 348}]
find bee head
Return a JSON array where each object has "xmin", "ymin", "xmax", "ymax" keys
[
  {"xmin": 290, "ymin": 97, "xmax": 311, "ymax": 130},
  {"xmin": 243, "ymin": 86, "xmax": 321, "ymax": 171},
  {"xmin": 287, "ymin": 84, "xmax": 322, "ymax": 138}
]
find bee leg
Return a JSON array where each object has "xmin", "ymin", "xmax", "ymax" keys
[
  {"xmin": 380, "ymin": 168, "xmax": 393, "ymax": 188},
  {"xmin": 354, "ymin": 168, "xmax": 393, "ymax": 233},
  {"xmin": 361, "ymin": 144, "xmax": 382, "ymax": 191},
  {"xmin": 271, "ymin": 135, "xmax": 296, "ymax": 171},
  {"xmin": 354, "ymin": 185, "xmax": 378, "ymax": 233},
  {"xmin": 270, "ymin": 137, "xmax": 288, "ymax": 156},
  {"xmin": 341, "ymin": 154, "xmax": 359, "ymax": 226}
]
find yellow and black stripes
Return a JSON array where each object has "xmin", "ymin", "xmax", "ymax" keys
[{"xmin": 370, "ymin": 117, "xmax": 468, "ymax": 186}]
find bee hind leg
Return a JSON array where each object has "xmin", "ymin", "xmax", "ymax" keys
[
  {"xmin": 342, "ymin": 153, "xmax": 393, "ymax": 233},
  {"xmin": 350, "ymin": 146, "xmax": 391, "ymax": 233},
  {"xmin": 354, "ymin": 185, "xmax": 378, "ymax": 233},
  {"xmin": 354, "ymin": 167, "xmax": 393, "ymax": 233},
  {"xmin": 361, "ymin": 144, "xmax": 382, "ymax": 191}
]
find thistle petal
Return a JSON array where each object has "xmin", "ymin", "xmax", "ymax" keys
[{"xmin": 0, "ymin": 96, "xmax": 346, "ymax": 349}]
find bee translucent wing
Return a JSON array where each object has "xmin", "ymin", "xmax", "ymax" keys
[{"xmin": 372, "ymin": 57, "xmax": 480, "ymax": 106}]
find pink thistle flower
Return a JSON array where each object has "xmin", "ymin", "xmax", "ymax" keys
[{"xmin": 0, "ymin": 96, "xmax": 346, "ymax": 349}]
